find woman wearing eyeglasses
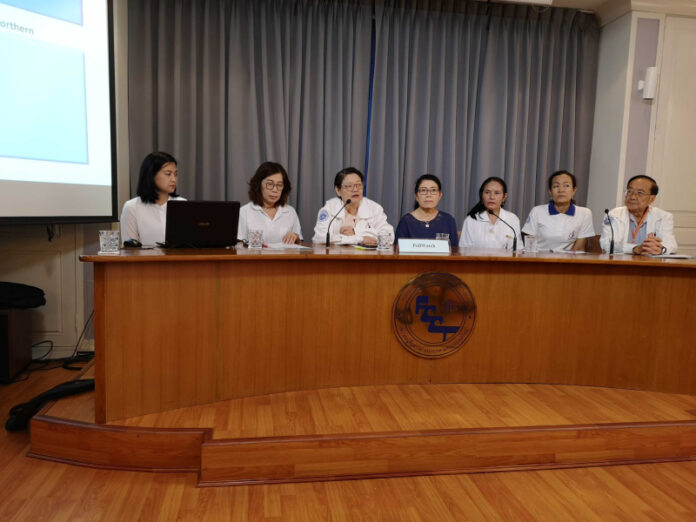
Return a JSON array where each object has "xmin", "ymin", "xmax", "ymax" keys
[
  {"xmin": 521, "ymin": 170, "xmax": 595, "ymax": 251},
  {"xmin": 459, "ymin": 176, "xmax": 521, "ymax": 250},
  {"xmin": 238, "ymin": 161, "xmax": 302, "ymax": 245},
  {"xmin": 312, "ymin": 167, "xmax": 393, "ymax": 245},
  {"xmin": 394, "ymin": 174, "xmax": 458, "ymax": 246}
]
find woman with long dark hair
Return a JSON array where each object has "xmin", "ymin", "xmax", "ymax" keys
[{"xmin": 459, "ymin": 177, "xmax": 521, "ymax": 250}]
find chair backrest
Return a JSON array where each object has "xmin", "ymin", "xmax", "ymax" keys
[{"xmin": 585, "ymin": 234, "xmax": 602, "ymax": 253}]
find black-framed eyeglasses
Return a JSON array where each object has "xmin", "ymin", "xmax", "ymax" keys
[{"xmin": 264, "ymin": 181, "xmax": 284, "ymax": 191}]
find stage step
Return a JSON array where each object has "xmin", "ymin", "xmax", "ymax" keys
[
  {"xmin": 29, "ymin": 383, "xmax": 696, "ymax": 486},
  {"xmin": 199, "ymin": 422, "xmax": 696, "ymax": 486}
]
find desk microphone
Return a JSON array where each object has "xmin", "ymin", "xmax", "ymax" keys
[
  {"xmin": 488, "ymin": 209, "xmax": 517, "ymax": 252},
  {"xmin": 326, "ymin": 199, "xmax": 351, "ymax": 247},
  {"xmin": 604, "ymin": 209, "xmax": 614, "ymax": 254}
]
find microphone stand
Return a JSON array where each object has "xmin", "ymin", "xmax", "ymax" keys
[
  {"xmin": 487, "ymin": 209, "xmax": 517, "ymax": 252},
  {"xmin": 325, "ymin": 198, "xmax": 351, "ymax": 248}
]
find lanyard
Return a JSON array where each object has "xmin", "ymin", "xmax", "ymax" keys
[{"xmin": 630, "ymin": 208, "xmax": 649, "ymax": 243}]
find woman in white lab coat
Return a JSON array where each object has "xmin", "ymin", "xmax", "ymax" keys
[{"xmin": 312, "ymin": 167, "xmax": 393, "ymax": 246}]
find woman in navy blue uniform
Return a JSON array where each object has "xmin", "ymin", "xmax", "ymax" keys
[{"xmin": 394, "ymin": 174, "xmax": 458, "ymax": 245}]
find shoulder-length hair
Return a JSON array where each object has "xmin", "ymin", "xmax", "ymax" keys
[
  {"xmin": 136, "ymin": 151, "xmax": 179, "ymax": 204},
  {"xmin": 248, "ymin": 162, "xmax": 291, "ymax": 207},
  {"xmin": 466, "ymin": 177, "xmax": 508, "ymax": 219}
]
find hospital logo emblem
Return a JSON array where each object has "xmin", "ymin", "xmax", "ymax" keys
[{"xmin": 392, "ymin": 272, "xmax": 476, "ymax": 358}]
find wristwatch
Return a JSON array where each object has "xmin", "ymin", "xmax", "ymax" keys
[{"xmin": 661, "ymin": 246, "xmax": 667, "ymax": 254}]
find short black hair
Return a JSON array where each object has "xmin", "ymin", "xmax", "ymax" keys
[
  {"xmin": 548, "ymin": 170, "xmax": 577, "ymax": 190},
  {"xmin": 627, "ymin": 174, "xmax": 659, "ymax": 195},
  {"xmin": 334, "ymin": 167, "xmax": 364, "ymax": 190},
  {"xmin": 248, "ymin": 161, "xmax": 291, "ymax": 208},
  {"xmin": 548, "ymin": 170, "xmax": 577, "ymax": 205},
  {"xmin": 136, "ymin": 151, "xmax": 179, "ymax": 203},
  {"xmin": 413, "ymin": 174, "xmax": 442, "ymax": 210}
]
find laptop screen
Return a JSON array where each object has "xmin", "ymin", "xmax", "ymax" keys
[{"xmin": 164, "ymin": 200, "xmax": 240, "ymax": 248}]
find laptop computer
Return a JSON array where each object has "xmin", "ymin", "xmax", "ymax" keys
[{"xmin": 161, "ymin": 200, "xmax": 240, "ymax": 248}]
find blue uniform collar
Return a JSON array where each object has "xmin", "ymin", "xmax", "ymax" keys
[{"xmin": 548, "ymin": 202, "xmax": 575, "ymax": 216}]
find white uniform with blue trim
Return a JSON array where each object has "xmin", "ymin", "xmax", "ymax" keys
[
  {"xmin": 312, "ymin": 197, "xmax": 393, "ymax": 244},
  {"xmin": 237, "ymin": 202, "xmax": 302, "ymax": 244},
  {"xmin": 600, "ymin": 206, "xmax": 677, "ymax": 254},
  {"xmin": 522, "ymin": 203, "xmax": 594, "ymax": 251},
  {"xmin": 459, "ymin": 208, "xmax": 522, "ymax": 250}
]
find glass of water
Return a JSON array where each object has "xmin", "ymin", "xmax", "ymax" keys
[
  {"xmin": 248, "ymin": 229, "xmax": 264, "ymax": 249},
  {"xmin": 99, "ymin": 230, "xmax": 120, "ymax": 254},
  {"xmin": 376, "ymin": 232, "xmax": 392, "ymax": 251}
]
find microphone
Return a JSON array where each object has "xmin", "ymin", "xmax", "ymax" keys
[
  {"xmin": 326, "ymin": 199, "xmax": 351, "ymax": 247},
  {"xmin": 487, "ymin": 209, "xmax": 517, "ymax": 252},
  {"xmin": 604, "ymin": 209, "xmax": 614, "ymax": 254}
]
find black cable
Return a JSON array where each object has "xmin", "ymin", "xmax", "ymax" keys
[
  {"xmin": 31, "ymin": 340, "xmax": 54, "ymax": 361},
  {"xmin": 62, "ymin": 310, "xmax": 95, "ymax": 370}
]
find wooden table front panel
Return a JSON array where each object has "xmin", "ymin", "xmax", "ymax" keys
[{"xmin": 93, "ymin": 255, "xmax": 696, "ymax": 422}]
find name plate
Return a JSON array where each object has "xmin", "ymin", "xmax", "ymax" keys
[{"xmin": 398, "ymin": 238, "xmax": 451, "ymax": 254}]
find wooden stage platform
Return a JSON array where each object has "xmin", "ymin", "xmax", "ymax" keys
[
  {"xmin": 30, "ymin": 366, "xmax": 696, "ymax": 487},
  {"xmin": 29, "ymin": 248, "xmax": 695, "ymax": 487}
]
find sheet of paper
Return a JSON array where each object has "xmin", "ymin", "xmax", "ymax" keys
[
  {"xmin": 647, "ymin": 254, "xmax": 692, "ymax": 259},
  {"xmin": 264, "ymin": 243, "xmax": 312, "ymax": 250}
]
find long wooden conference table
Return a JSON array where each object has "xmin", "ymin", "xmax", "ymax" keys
[{"xmin": 82, "ymin": 246, "xmax": 696, "ymax": 423}]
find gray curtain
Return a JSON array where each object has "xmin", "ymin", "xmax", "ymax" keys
[
  {"xmin": 129, "ymin": 0, "xmax": 599, "ymax": 231},
  {"xmin": 129, "ymin": 0, "xmax": 372, "ymax": 237},
  {"xmin": 128, "ymin": 0, "xmax": 228, "ymax": 200},
  {"xmin": 226, "ymin": 0, "xmax": 372, "ymax": 235},
  {"xmin": 368, "ymin": 0, "xmax": 599, "ymax": 227}
]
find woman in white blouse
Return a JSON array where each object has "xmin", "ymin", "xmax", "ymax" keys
[
  {"xmin": 120, "ymin": 151, "xmax": 186, "ymax": 245},
  {"xmin": 237, "ymin": 162, "xmax": 302, "ymax": 245},
  {"xmin": 459, "ymin": 176, "xmax": 521, "ymax": 250}
]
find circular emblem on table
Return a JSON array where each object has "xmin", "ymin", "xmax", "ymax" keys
[{"xmin": 392, "ymin": 272, "xmax": 476, "ymax": 358}]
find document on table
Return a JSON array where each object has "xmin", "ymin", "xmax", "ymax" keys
[
  {"xmin": 647, "ymin": 254, "xmax": 692, "ymax": 259},
  {"xmin": 549, "ymin": 249, "xmax": 587, "ymax": 254},
  {"xmin": 264, "ymin": 243, "xmax": 312, "ymax": 250}
]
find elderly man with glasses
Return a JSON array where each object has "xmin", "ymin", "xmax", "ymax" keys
[{"xmin": 600, "ymin": 175, "xmax": 677, "ymax": 255}]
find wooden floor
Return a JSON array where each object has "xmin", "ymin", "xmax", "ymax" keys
[{"xmin": 3, "ymin": 367, "xmax": 696, "ymax": 520}]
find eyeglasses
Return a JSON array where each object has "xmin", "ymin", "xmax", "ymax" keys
[
  {"xmin": 625, "ymin": 188, "xmax": 650, "ymax": 198},
  {"xmin": 264, "ymin": 181, "xmax": 284, "ymax": 191},
  {"xmin": 417, "ymin": 188, "xmax": 440, "ymax": 195},
  {"xmin": 341, "ymin": 183, "xmax": 363, "ymax": 191},
  {"xmin": 551, "ymin": 183, "xmax": 572, "ymax": 190}
]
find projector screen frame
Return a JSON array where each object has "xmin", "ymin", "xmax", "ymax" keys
[{"xmin": 0, "ymin": 0, "xmax": 118, "ymax": 226}]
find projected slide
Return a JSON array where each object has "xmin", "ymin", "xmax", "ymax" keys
[
  {"xmin": 0, "ymin": 0, "xmax": 114, "ymax": 221},
  {"xmin": 1, "ymin": 0, "xmax": 83, "ymax": 25},
  {"xmin": 0, "ymin": 32, "xmax": 88, "ymax": 164}
]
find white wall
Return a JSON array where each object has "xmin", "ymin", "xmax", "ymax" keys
[
  {"xmin": 650, "ymin": 16, "xmax": 696, "ymax": 255},
  {"xmin": 587, "ymin": 12, "xmax": 632, "ymax": 232}
]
